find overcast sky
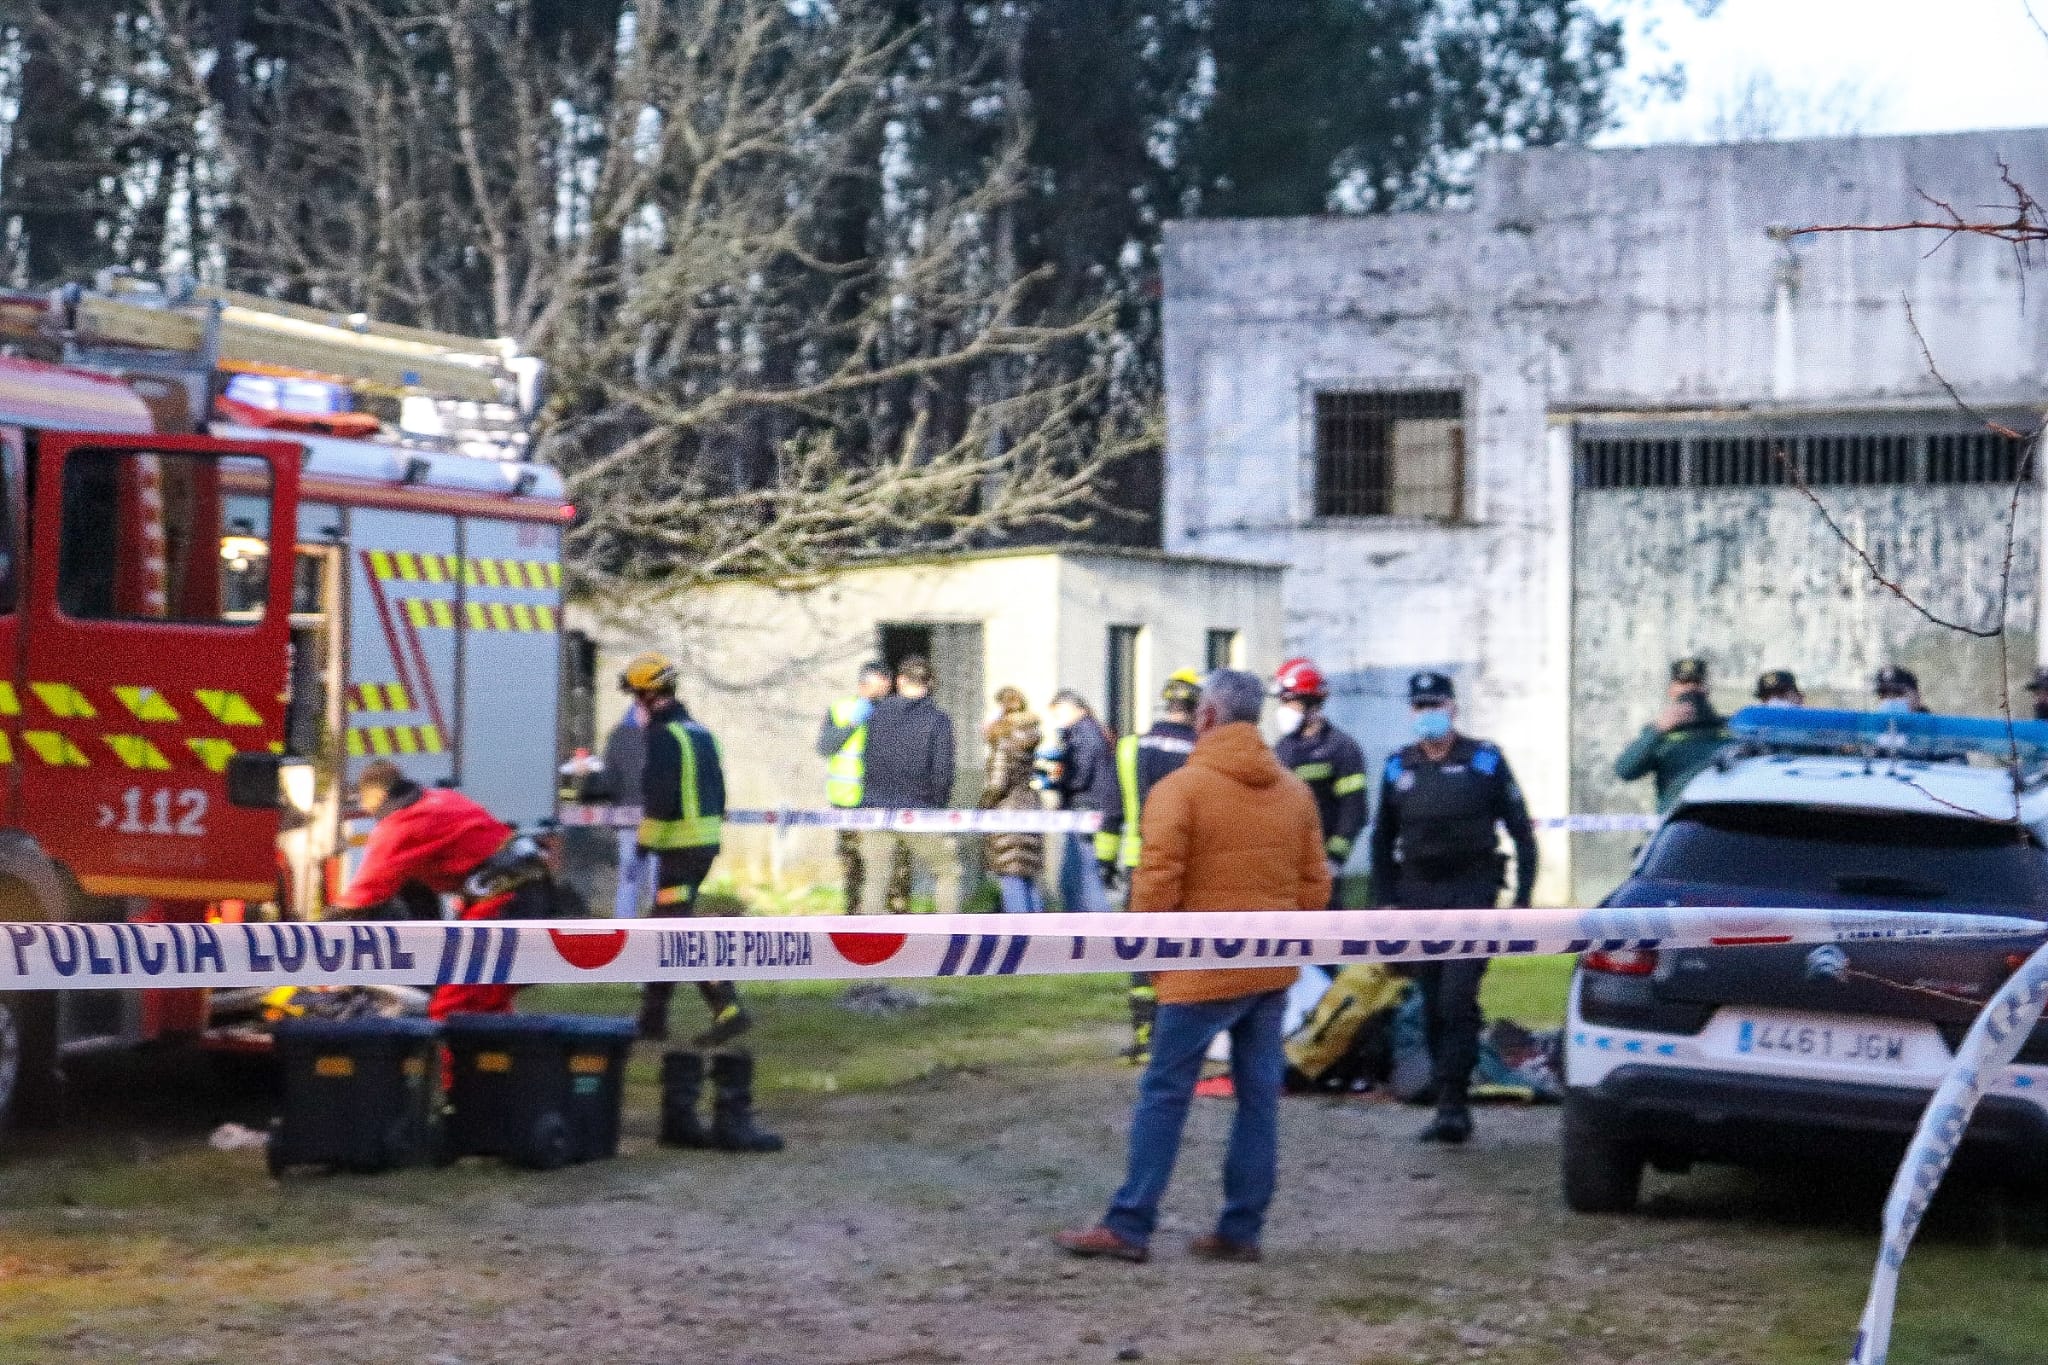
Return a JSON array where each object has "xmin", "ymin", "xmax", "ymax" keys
[{"xmin": 1602, "ymin": 0, "xmax": 2048, "ymax": 144}]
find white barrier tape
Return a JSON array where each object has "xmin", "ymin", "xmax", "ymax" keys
[
  {"xmin": 1849, "ymin": 936, "xmax": 2048, "ymax": 1365},
  {"xmin": 554, "ymin": 805, "xmax": 1655, "ymax": 835},
  {"xmin": 553, "ymin": 805, "xmax": 1105, "ymax": 833},
  {"xmin": 1532, "ymin": 813, "xmax": 1660, "ymax": 833},
  {"xmin": 0, "ymin": 906, "xmax": 2031, "ymax": 993}
]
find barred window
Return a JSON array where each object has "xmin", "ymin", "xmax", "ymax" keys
[
  {"xmin": 1314, "ymin": 390, "xmax": 1464, "ymax": 519},
  {"xmin": 1577, "ymin": 426, "xmax": 2034, "ymax": 490}
]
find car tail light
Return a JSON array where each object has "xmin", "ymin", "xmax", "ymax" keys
[{"xmin": 1583, "ymin": 948, "xmax": 1659, "ymax": 976}]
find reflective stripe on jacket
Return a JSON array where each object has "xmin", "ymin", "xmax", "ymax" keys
[
  {"xmin": 639, "ymin": 706, "xmax": 726, "ymax": 851},
  {"xmin": 824, "ymin": 697, "xmax": 868, "ymax": 808},
  {"xmin": 1115, "ymin": 722, "xmax": 1197, "ymax": 869}
]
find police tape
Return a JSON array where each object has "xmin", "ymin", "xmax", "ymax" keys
[
  {"xmin": 553, "ymin": 804, "xmax": 1106, "ymax": 833},
  {"xmin": 553, "ymin": 805, "xmax": 1656, "ymax": 835},
  {"xmin": 0, "ymin": 905, "xmax": 2034, "ymax": 993},
  {"xmin": 1850, "ymin": 935, "xmax": 2048, "ymax": 1365}
]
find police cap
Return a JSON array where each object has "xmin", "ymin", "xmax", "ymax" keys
[
  {"xmin": 1407, "ymin": 671, "xmax": 1455, "ymax": 703},
  {"xmin": 1874, "ymin": 664, "xmax": 1920, "ymax": 696},
  {"xmin": 1670, "ymin": 657, "xmax": 1708, "ymax": 686},
  {"xmin": 1755, "ymin": 669, "xmax": 1799, "ymax": 700},
  {"xmin": 2029, "ymin": 668, "xmax": 2048, "ymax": 694}
]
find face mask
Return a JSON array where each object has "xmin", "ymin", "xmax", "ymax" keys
[
  {"xmin": 1876, "ymin": 697, "xmax": 1912, "ymax": 714},
  {"xmin": 1412, "ymin": 708, "xmax": 1452, "ymax": 741},
  {"xmin": 1764, "ymin": 696, "xmax": 1798, "ymax": 708},
  {"xmin": 1275, "ymin": 706, "xmax": 1305, "ymax": 736}
]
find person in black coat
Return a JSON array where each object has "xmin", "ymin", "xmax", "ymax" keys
[
  {"xmin": 852, "ymin": 656, "xmax": 961, "ymax": 913},
  {"xmin": 1047, "ymin": 689, "xmax": 1118, "ymax": 912}
]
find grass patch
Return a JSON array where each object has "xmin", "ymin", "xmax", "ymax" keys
[
  {"xmin": 1479, "ymin": 954, "xmax": 1572, "ymax": 1028},
  {"xmin": 525, "ymin": 972, "xmax": 1126, "ymax": 1097}
]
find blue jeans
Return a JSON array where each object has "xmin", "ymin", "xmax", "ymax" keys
[
  {"xmin": 1103, "ymin": 988, "xmax": 1287, "ymax": 1249},
  {"xmin": 998, "ymin": 876, "xmax": 1045, "ymax": 913},
  {"xmin": 1059, "ymin": 832, "xmax": 1109, "ymax": 912}
]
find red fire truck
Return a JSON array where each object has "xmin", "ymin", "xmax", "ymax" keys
[{"xmin": 0, "ymin": 282, "xmax": 568, "ymax": 1138}]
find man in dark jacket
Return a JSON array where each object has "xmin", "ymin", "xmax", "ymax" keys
[
  {"xmin": 1048, "ymin": 689, "xmax": 1118, "ymax": 912},
  {"xmin": 853, "ymin": 656, "xmax": 960, "ymax": 914},
  {"xmin": 1113, "ymin": 670, "xmax": 1202, "ymax": 1062},
  {"xmin": 1614, "ymin": 656, "xmax": 1730, "ymax": 812},
  {"xmin": 1269, "ymin": 658, "xmax": 1368, "ymax": 907},
  {"xmin": 1370, "ymin": 671, "xmax": 1538, "ymax": 1145}
]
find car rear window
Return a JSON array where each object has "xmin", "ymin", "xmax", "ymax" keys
[{"xmin": 1641, "ymin": 803, "xmax": 2048, "ymax": 910}]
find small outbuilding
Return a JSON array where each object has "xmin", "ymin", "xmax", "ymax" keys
[{"xmin": 574, "ymin": 546, "xmax": 1285, "ymax": 890}]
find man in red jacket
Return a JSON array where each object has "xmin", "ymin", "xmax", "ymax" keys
[{"xmin": 331, "ymin": 761, "xmax": 532, "ymax": 1019}]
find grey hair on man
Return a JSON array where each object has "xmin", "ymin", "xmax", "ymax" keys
[{"xmin": 1200, "ymin": 668, "xmax": 1266, "ymax": 726}]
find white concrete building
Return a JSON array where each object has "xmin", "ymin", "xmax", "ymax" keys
[
  {"xmin": 575, "ymin": 546, "xmax": 1284, "ymax": 889},
  {"xmin": 1162, "ymin": 129, "xmax": 2048, "ymax": 900}
]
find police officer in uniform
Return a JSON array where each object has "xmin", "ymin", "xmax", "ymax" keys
[
  {"xmin": 816, "ymin": 662, "xmax": 909, "ymax": 912},
  {"xmin": 1112, "ymin": 669, "xmax": 1202, "ymax": 1063},
  {"xmin": 1369, "ymin": 671, "xmax": 1537, "ymax": 1145},
  {"xmin": 1614, "ymin": 657, "xmax": 1729, "ymax": 813},
  {"xmin": 1270, "ymin": 658, "xmax": 1368, "ymax": 907},
  {"xmin": 625, "ymin": 651, "xmax": 751, "ymax": 1047}
]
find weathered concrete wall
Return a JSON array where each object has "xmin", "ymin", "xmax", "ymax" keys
[
  {"xmin": 575, "ymin": 550, "xmax": 1284, "ymax": 888},
  {"xmin": 1571, "ymin": 483, "xmax": 2041, "ymax": 900},
  {"xmin": 1163, "ymin": 129, "xmax": 2048, "ymax": 903}
]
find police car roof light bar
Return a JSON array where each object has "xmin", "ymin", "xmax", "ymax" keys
[{"xmin": 1728, "ymin": 706, "xmax": 2048, "ymax": 772}]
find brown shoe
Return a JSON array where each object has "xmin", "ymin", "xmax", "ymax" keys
[
  {"xmin": 1188, "ymin": 1234, "xmax": 1261, "ymax": 1263},
  {"xmin": 1054, "ymin": 1225, "xmax": 1148, "ymax": 1263}
]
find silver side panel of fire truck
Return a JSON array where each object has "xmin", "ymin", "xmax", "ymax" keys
[{"xmin": 214, "ymin": 424, "xmax": 566, "ymax": 912}]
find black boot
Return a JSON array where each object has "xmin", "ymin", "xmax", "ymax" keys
[
  {"xmin": 692, "ymin": 982, "xmax": 753, "ymax": 1048},
  {"xmin": 709, "ymin": 1052, "xmax": 784, "ymax": 1153},
  {"xmin": 659, "ymin": 1051, "xmax": 711, "ymax": 1149},
  {"xmin": 1119, "ymin": 982, "xmax": 1157, "ymax": 1065},
  {"xmin": 637, "ymin": 983, "xmax": 674, "ymax": 1042},
  {"xmin": 1417, "ymin": 1099, "xmax": 1474, "ymax": 1145}
]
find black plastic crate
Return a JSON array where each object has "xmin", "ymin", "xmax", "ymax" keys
[
  {"xmin": 267, "ymin": 1016, "xmax": 442, "ymax": 1176},
  {"xmin": 441, "ymin": 1014, "xmax": 638, "ymax": 1169}
]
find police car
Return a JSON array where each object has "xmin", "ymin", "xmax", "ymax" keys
[{"xmin": 1562, "ymin": 708, "xmax": 2048, "ymax": 1213}]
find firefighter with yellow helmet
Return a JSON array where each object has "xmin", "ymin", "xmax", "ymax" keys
[
  {"xmin": 621, "ymin": 650, "xmax": 751, "ymax": 1046},
  {"xmin": 1110, "ymin": 668, "xmax": 1203, "ymax": 1063}
]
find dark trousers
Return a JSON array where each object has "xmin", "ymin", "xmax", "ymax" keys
[
  {"xmin": 643, "ymin": 846, "xmax": 739, "ymax": 1021},
  {"xmin": 1391, "ymin": 871, "xmax": 1500, "ymax": 1112}
]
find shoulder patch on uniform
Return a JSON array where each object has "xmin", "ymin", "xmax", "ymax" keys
[
  {"xmin": 1471, "ymin": 746, "xmax": 1500, "ymax": 776},
  {"xmin": 1384, "ymin": 753, "xmax": 1405, "ymax": 780}
]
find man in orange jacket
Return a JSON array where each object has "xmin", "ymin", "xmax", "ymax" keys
[
  {"xmin": 331, "ymin": 760, "xmax": 541, "ymax": 1019},
  {"xmin": 1057, "ymin": 669, "xmax": 1330, "ymax": 1264}
]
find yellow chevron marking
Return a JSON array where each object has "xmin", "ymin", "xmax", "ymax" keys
[
  {"xmin": 188, "ymin": 738, "xmax": 237, "ymax": 773},
  {"xmin": 490, "ymin": 603, "xmax": 514, "ymax": 631},
  {"xmin": 23, "ymin": 732, "xmax": 88, "ymax": 766},
  {"xmin": 394, "ymin": 551, "xmax": 420, "ymax": 580},
  {"xmin": 31, "ymin": 682, "xmax": 97, "ymax": 719},
  {"xmin": 105, "ymin": 735, "xmax": 172, "ymax": 771},
  {"xmin": 511, "ymin": 603, "xmax": 535, "ymax": 632},
  {"xmin": 423, "ymin": 553, "xmax": 448, "ymax": 583},
  {"xmin": 0, "ymin": 683, "xmax": 20, "ymax": 717},
  {"xmin": 114, "ymin": 685, "xmax": 181, "ymax": 723},
  {"xmin": 195, "ymin": 689, "xmax": 264, "ymax": 727},
  {"xmin": 544, "ymin": 562, "xmax": 562, "ymax": 588},
  {"xmin": 368, "ymin": 728, "xmax": 393, "ymax": 756},
  {"xmin": 368, "ymin": 549, "xmax": 395, "ymax": 580},
  {"xmin": 0, "ymin": 733, "xmax": 13, "ymax": 763},
  {"xmin": 420, "ymin": 726, "xmax": 445, "ymax": 754},
  {"xmin": 535, "ymin": 605, "xmax": 558, "ymax": 631},
  {"xmin": 346, "ymin": 731, "xmax": 366, "ymax": 758},
  {"xmin": 394, "ymin": 726, "xmax": 419, "ymax": 755}
]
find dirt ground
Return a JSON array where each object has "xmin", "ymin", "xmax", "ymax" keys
[{"xmin": 3, "ymin": 983, "xmax": 2046, "ymax": 1365}]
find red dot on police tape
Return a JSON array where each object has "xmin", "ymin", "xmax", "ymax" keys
[
  {"xmin": 548, "ymin": 927, "xmax": 630, "ymax": 970},
  {"xmin": 830, "ymin": 932, "xmax": 908, "ymax": 966}
]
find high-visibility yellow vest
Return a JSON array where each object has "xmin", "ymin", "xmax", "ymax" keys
[
  {"xmin": 825, "ymin": 697, "xmax": 867, "ymax": 809},
  {"xmin": 638, "ymin": 721, "xmax": 725, "ymax": 850},
  {"xmin": 1115, "ymin": 734, "xmax": 1144, "ymax": 869}
]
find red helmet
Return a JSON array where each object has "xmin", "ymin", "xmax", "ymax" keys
[{"xmin": 1271, "ymin": 657, "xmax": 1327, "ymax": 702}]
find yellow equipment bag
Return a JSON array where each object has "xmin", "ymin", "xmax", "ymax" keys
[{"xmin": 1284, "ymin": 964, "xmax": 1410, "ymax": 1083}]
